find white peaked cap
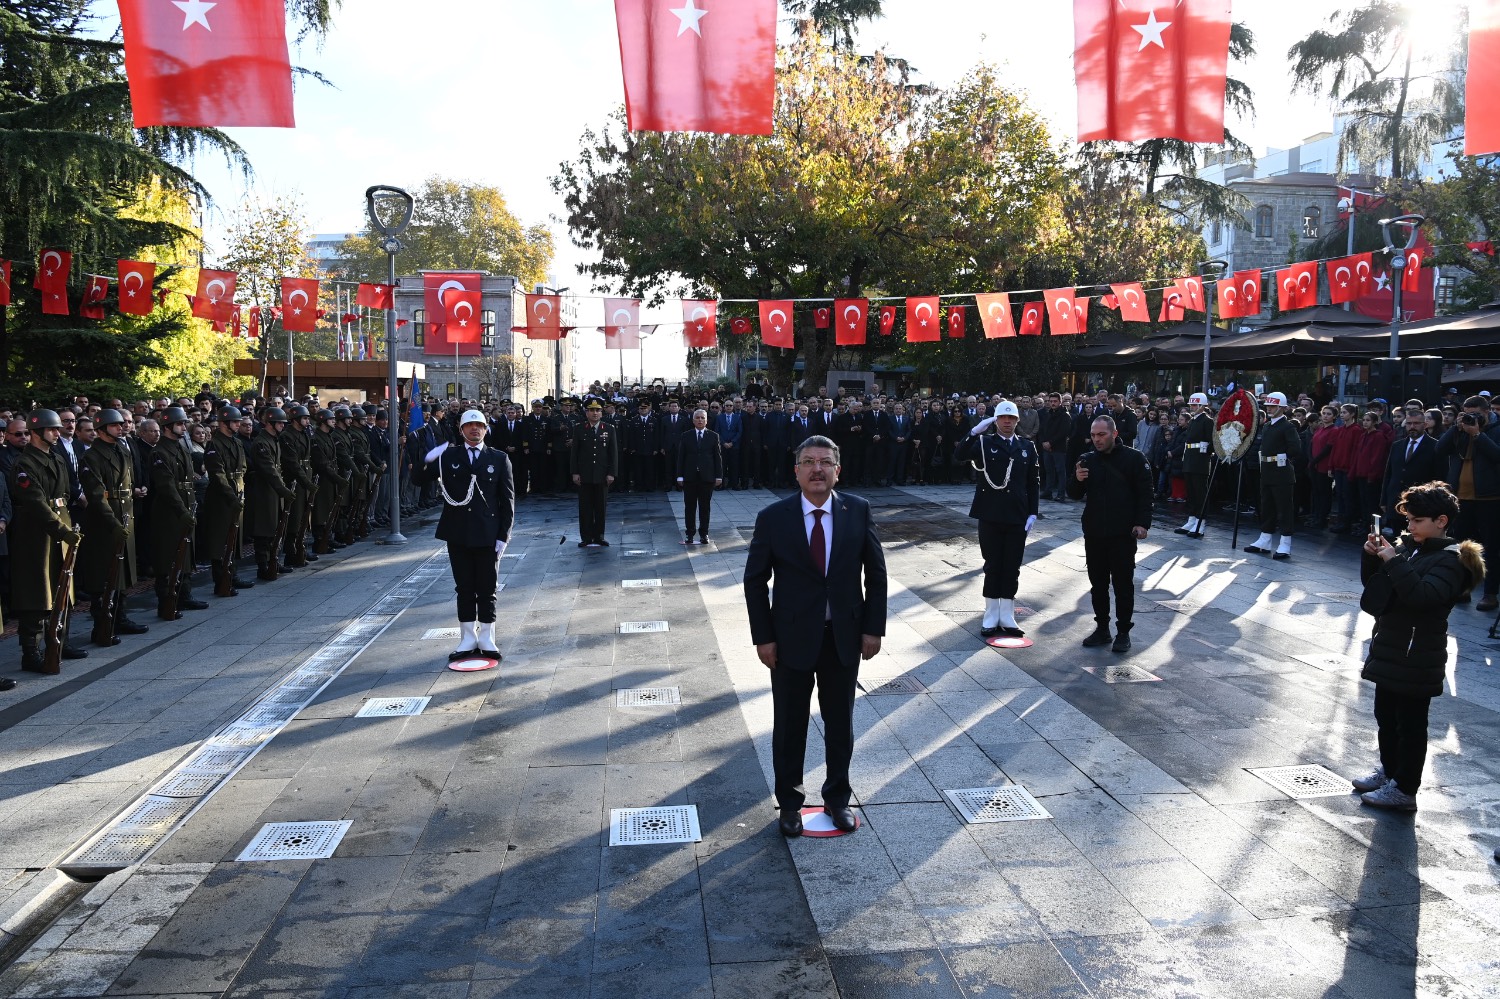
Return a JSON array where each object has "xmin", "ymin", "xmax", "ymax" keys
[
  {"xmin": 1264, "ymin": 392, "xmax": 1288, "ymax": 406},
  {"xmin": 1189, "ymin": 393, "xmax": 1208, "ymax": 405},
  {"xmin": 461, "ymin": 409, "xmax": 487, "ymax": 426},
  {"xmin": 995, "ymin": 401, "xmax": 1020, "ymax": 417}
]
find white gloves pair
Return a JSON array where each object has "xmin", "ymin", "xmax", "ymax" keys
[
  {"xmin": 969, "ymin": 416, "xmax": 997, "ymax": 436},
  {"xmin": 1024, "ymin": 515, "xmax": 1037, "ymax": 532},
  {"xmin": 495, "ymin": 540, "xmax": 507, "ymax": 557},
  {"xmin": 425, "ymin": 442, "xmax": 448, "ymax": 463}
]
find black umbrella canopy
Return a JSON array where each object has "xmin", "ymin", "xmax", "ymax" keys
[
  {"xmin": 1256, "ymin": 306, "xmax": 1386, "ymax": 331},
  {"xmin": 1327, "ymin": 306, "xmax": 1500, "ymax": 360}
]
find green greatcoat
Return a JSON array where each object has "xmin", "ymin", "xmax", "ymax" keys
[
  {"xmin": 347, "ymin": 425, "xmax": 373, "ymax": 503},
  {"xmin": 77, "ymin": 437, "xmax": 137, "ymax": 595},
  {"xmin": 202, "ymin": 428, "xmax": 247, "ymax": 560},
  {"xmin": 279, "ymin": 426, "xmax": 316, "ymax": 539},
  {"xmin": 8, "ymin": 444, "xmax": 76, "ymax": 613},
  {"xmin": 245, "ymin": 428, "xmax": 294, "ymax": 538},
  {"xmin": 148, "ymin": 437, "xmax": 195, "ymax": 576},
  {"xmin": 311, "ymin": 428, "xmax": 347, "ymax": 524}
]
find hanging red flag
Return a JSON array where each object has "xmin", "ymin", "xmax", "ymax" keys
[
  {"xmin": 730, "ymin": 316, "xmax": 752, "ymax": 335},
  {"xmin": 682, "ymin": 299, "xmax": 718, "ymax": 348},
  {"xmin": 80, "ymin": 275, "xmax": 110, "ymax": 320},
  {"xmin": 1176, "ymin": 275, "xmax": 1206, "ymax": 312},
  {"xmin": 446, "ymin": 289, "xmax": 483, "ymax": 344},
  {"xmin": 247, "ymin": 306, "xmax": 260, "ymax": 338},
  {"xmin": 35, "ymin": 249, "xmax": 70, "ymax": 315},
  {"xmin": 116, "ymin": 260, "xmax": 155, "ymax": 316},
  {"xmin": 834, "ymin": 298, "xmax": 868, "ymax": 346},
  {"xmin": 192, "ymin": 269, "xmax": 235, "ymax": 321},
  {"xmin": 1467, "ymin": 2, "xmax": 1500, "ymax": 155},
  {"xmin": 758, "ymin": 300, "xmax": 795, "ymax": 348},
  {"xmin": 426, "ymin": 274, "xmax": 483, "ymax": 354},
  {"xmin": 878, "ymin": 305, "xmax": 897, "ymax": 336},
  {"xmin": 280, "ymin": 277, "xmax": 320, "ymax": 333},
  {"xmin": 396, "ymin": 319, "xmax": 410, "ymax": 330},
  {"xmin": 1018, "ymin": 302, "xmax": 1045, "ymax": 336},
  {"xmin": 905, "ymin": 296, "xmax": 940, "ymax": 342},
  {"xmin": 1073, "ymin": 0, "xmax": 1232, "ymax": 143},
  {"xmin": 524, "ymin": 293, "xmax": 564, "ymax": 340},
  {"xmin": 613, "ymin": 0, "xmax": 776, "ymax": 135},
  {"xmin": 947, "ymin": 305, "xmax": 966, "ymax": 338},
  {"xmin": 1327, "ymin": 253, "xmax": 1374, "ymax": 304},
  {"xmin": 339, "ymin": 313, "xmax": 358, "ymax": 325},
  {"xmin": 1275, "ymin": 261, "xmax": 1318, "ymax": 311},
  {"xmin": 813, "ymin": 306, "xmax": 831, "ymax": 329},
  {"xmin": 117, "ymin": 0, "xmax": 294, "ymax": 127},
  {"xmin": 604, "ymin": 297, "xmax": 643, "ymax": 349},
  {"xmin": 1401, "ymin": 245, "xmax": 1425, "ymax": 293},
  {"xmin": 0, "ymin": 261, "xmax": 11, "ymax": 306},
  {"xmin": 1468, "ymin": 241, "xmax": 1496, "ymax": 256},
  {"xmin": 230, "ymin": 309, "xmax": 242, "ymax": 338},
  {"xmin": 975, "ymin": 293, "xmax": 1015, "ymax": 339},
  {"xmin": 1043, "ymin": 288, "xmax": 1079, "ymax": 335},
  {"xmin": 1217, "ymin": 269, "xmax": 1261, "ymax": 318},
  {"xmin": 1109, "ymin": 282, "xmax": 1150, "ymax": 322},
  {"xmin": 1157, "ymin": 289, "xmax": 1185, "ymax": 323},
  {"xmin": 357, "ymin": 282, "xmax": 394, "ymax": 309},
  {"xmin": 1073, "ymin": 297, "xmax": 1091, "ymax": 333}
]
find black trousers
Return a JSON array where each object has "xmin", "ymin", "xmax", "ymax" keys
[
  {"xmin": 1187, "ymin": 471, "xmax": 1210, "ymax": 519},
  {"xmin": 1259, "ymin": 477, "xmax": 1296, "ymax": 536},
  {"xmin": 628, "ymin": 452, "xmax": 655, "ymax": 491},
  {"xmin": 889, "ymin": 443, "xmax": 910, "ymax": 485},
  {"xmin": 683, "ymin": 480, "xmax": 713, "ymax": 537},
  {"xmin": 1084, "ymin": 534, "xmax": 1137, "ymax": 631},
  {"xmin": 448, "ymin": 541, "xmax": 498, "ymax": 623},
  {"xmin": 978, "ymin": 521, "xmax": 1026, "ymax": 599},
  {"xmin": 722, "ymin": 446, "xmax": 740, "ymax": 488},
  {"xmin": 1373, "ymin": 684, "xmax": 1433, "ymax": 795},
  {"xmin": 1042, "ymin": 449, "xmax": 1068, "ymax": 498},
  {"xmin": 1456, "ymin": 498, "xmax": 1500, "ymax": 597},
  {"xmin": 578, "ymin": 483, "xmax": 607, "ymax": 541},
  {"xmin": 771, "ymin": 625, "xmax": 858, "ymax": 811}
]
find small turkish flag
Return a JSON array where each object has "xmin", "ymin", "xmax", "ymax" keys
[
  {"xmin": 35, "ymin": 249, "xmax": 70, "ymax": 315},
  {"xmin": 1327, "ymin": 253, "xmax": 1375, "ymax": 304},
  {"xmin": 0, "ymin": 261, "xmax": 11, "ymax": 306},
  {"xmin": 814, "ymin": 307, "xmax": 831, "ymax": 329},
  {"xmin": 1018, "ymin": 302, "xmax": 1045, "ymax": 336},
  {"xmin": 281, "ymin": 277, "xmax": 320, "ymax": 332},
  {"xmin": 834, "ymin": 298, "xmax": 868, "ymax": 346},
  {"xmin": 340, "ymin": 313, "xmax": 360, "ymax": 326},
  {"xmin": 947, "ymin": 305, "xmax": 966, "ymax": 338},
  {"xmin": 525, "ymin": 294, "xmax": 563, "ymax": 340},
  {"xmin": 1176, "ymin": 276, "xmax": 1206, "ymax": 312},
  {"xmin": 758, "ymin": 300, "xmax": 795, "ymax": 348},
  {"xmin": 905, "ymin": 296, "xmax": 940, "ymax": 343},
  {"xmin": 1401, "ymin": 246, "xmax": 1425, "ymax": 293},
  {"xmin": 1158, "ymin": 289, "xmax": 1185, "ymax": 323},
  {"xmin": 231, "ymin": 309, "xmax": 242, "ymax": 338},
  {"xmin": 682, "ymin": 299, "xmax": 718, "ymax": 348},
  {"xmin": 730, "ymin": 316, "xmax": 752, "ymax": 335},
  {"xmin": 1110, "ymin": 282, "xmax": 1150, "ymax": 322},
  {"xmin": 116, "ymin": 260, "xmax": 155, "ymax": 316},
  {"xmin": 1217, "ymin": 269, "xmax": 1261, "ymax": 318},
  {"xmin": 1467, "ymin": 3, "xmax": 1500, "ymax": 155},
  {"xmin": 878, "ymin": 306, "xmax": 897, "ymax": 336},
  {"xmin": 80, "ymin": 275, "xmax": 110, "ymax": 319},
  {"xmin": 193, "ymin": 269, "xmax": 235, "ymax": 321},
  {"xmin": 117, "ymin": 0, "xmax": 294, "ymax": 127},
  {"xmin": 446, "ymin": 289, "xmax": 483, "ymax": 344},
  {"xmin": 975, "ymin": 294, "xmax": 1015, "ymax": 339},
  {"xmin": 604, "ymin": 298, "xmax": 643, "ymax": 349},
  {"xmin": 1468, "ymin": 241, "xmax": 1496, "ymax": 256},
  {"xmin": 357, "ymin": 283, "xmax": 394, "ymax": 310},
  {"xmin": 1043, "ymin": 288, "xmax": 1079, "ymax": 335},
  {"xmin": 247, "ymin": 306, "xmax": 260, "ymax": 338},
  {"xmin": 1275, "ymin": 261, "xmax": 1318, "ymax": 311},
  {"xmin": 1073, "ymin": 297, "xmax": 1091, "ymax": 333},
  {"xmin": 396, "ymin": 319, "xmax": 410, "ymax": 330},
  {"xmin": 1074, "ymin": 0, "xmax": 1233, "ymax": 143}
]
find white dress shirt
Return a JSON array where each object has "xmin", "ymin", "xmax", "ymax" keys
[{"xmin": 801, "ymin": 493, "xmax": 834, "ymax": 618}]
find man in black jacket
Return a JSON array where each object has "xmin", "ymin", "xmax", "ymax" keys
[
  {"xmin": 1067, "ymin": 415, "xmax": 1153, "ymax": 653},
  {"xmin": 676, "ymin": 409, "xmax": 722, "ymax": 544},
  {"xmin": 1381, "ymin": 410, "xmax": 1443, "ymax": 534},
  {"xmin": 1038, "ymin": 392, "xmax": 1072, "ymax": 500},
  {"xmin": 1437, "ymin": 395, "xmax": 1500, "ymax": 610}
]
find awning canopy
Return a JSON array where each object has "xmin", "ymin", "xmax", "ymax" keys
[{"xmin": 1327, "ymin": 307, "xmax": 1500, "ymax": 360}]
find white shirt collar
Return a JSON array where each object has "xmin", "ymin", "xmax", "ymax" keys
[{"xmin": 801, "ymin": 493, "xmax": 833, "ymax": 517}]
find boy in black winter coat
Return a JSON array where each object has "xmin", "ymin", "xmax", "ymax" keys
[{"xmin": 1355, "ymin": 481, "xmax": 1485, "ymax": 811}]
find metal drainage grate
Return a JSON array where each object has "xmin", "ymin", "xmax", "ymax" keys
[
  {"xmin": 609, "ymin": 806, "xmax": 701, "ymax": 846},
  {"xmin": 238, "ymin": 820, "xmax": 352, "ymax": 862},
  {"xmin": 355, "ymin": 696, "xmax": 431, "ymax": 718},
  {"xmin": 621, "ymin": 578, "xmax": 662, "ymax": 588},
  {"xmin": 1292, "ymin": 652, "xmax": 1364, "ymax": 671},
  {"xmin": 1154, "ymin": 600, "xmax": 1203, "ymax": 614},
  {"xmin": 66, "ymin": 830, "xmax": 159, "ymax": 869},
  {"xmin": 499, "ymin": 552, "xmax": 525, "ymax": 560},
  {"xmin": 178, "ymin": 747, "xmax": 249, "ymax": 774},
  {"xmin": 1315, "ymin": 592, "xmax": 1364, "ymax": 603},
  {"xmin": 620, "ymin": 621, "xmax": 669, "ymax": 634},
  {"xmin": 1083, "ymin": 664, "xmax": 1162, "ymax": 683},
  {"xmin": 152, "ymin": 773, "xmax": 225, "ymax": 799},
  {"xmin": 616, "ymin": 687, "xmax": 681, "ymax": 707},
  {"xmin": 207, "ymin": 724, "xmax": 277, "ymax": 748},
  {"xmin": 861, "ymin": 675, "xmax": 927, "ymax": 695},
  {"xmin": 945, "ymin": 786, "xmax": 1052, "ymax": 824},
  {"xmin": 115, "ymin": 795, "xmax": 197, "ymax": 832},
  {"xmin": 1248, "ymin": 764, "xmax": 1351, "ymax": 799},
  {"xmin": 623, "ymin": 550, "xmax": 658, "ymax": 557},
  {"xmin": 422, "ymin": 628, "xmax": 461, "ymax": 640}
]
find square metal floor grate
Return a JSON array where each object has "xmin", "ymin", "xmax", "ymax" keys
[
  {"xmin": 609, "ymin": 806, "xmax": 701, "ymax": 846},
  {"xmin": 620, "ymin": 621, "xmax": 669, "ymax": 634},
  {"xmin": 422, "ymin": 628, "xmax": 461, "ymax": 640},
  {"xmin": 861, "ymin": 675, "xmax": 927, "ymax": 695},
  {"xmin": 1315, "ymin": 592, "xmax": 1364, "ymax": 603},
  {"xmin": 152, "ymin": 772, "xmax": 226, "ymax": 799},
  {"xmin": 616, "ymin": 687, "xmax": 681, "ymax": 707},
  {"xmin": 67, "ymin": 830, "xmax": 159, "ymax": 869},
  {"xmin": 115, "ymin": 795, "xmax": 197, "ymax": 832},
  {"xmin": 238, "ymin": 820, "xmax": 352, "ymax": 862},
  {"xmin": 355, "ymin": 696, "xmax": 431, "ymax": 718},
  {"xmin": 621, "ymin": 578, "xmax": 662, "ymax": 588},
  {"xmin": 623, "ymin": 550, "xmax": 658, "ymax": 557},
  {"xmin": 1248, "ymin": 764, "xmax": 1351, "ymax": 799},
  {"xmin": 1292, "ymin": 652, "xmax": 1364, "ymax": 671},
  {"xmin": 178, "ymin": 747, "xmax": 249, "ymax": 774},
  {"xmin": 1083, "ymin": 664, "xmax": 1162, "ymax": 683},
  {"xmin": 945, "ymin": 786, "xmax": 1052, "ymax": 824}
]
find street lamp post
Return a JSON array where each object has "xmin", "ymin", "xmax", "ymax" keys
[
  {"xmin": 1380, "ymin": 214, "xmax": 1425, "ymax": 361},
  {"xmin": 365, "ymin": 184, "xmax": 415, "ymax": 545},
  {"xmin": 522, "ymin": 346, "xmax": 533, "ymax": 404},
  {"xmin": 1198, "ymin": 258, "xmax": 1229, "ymax": 399}
]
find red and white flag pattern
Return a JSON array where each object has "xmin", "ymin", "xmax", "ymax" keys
[
  {"xmin": 975, "ymin": 293, "xmax": 1015, "ymax": 339},
  {"xmin": 758, "ymin": 300, "xmax": 794, "ymax": 348},
  {"xmin": 834, "ymin": 298, "xmax": 868, "ymax": 346},
  {"xmin": 905, "ymin": 296, "xmax": 940, "ymax": 342},
  {"xmin": 682, "ymin": 299, "xmax": 717, "ymax": 348}
]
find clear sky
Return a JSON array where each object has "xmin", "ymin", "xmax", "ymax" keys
[{"xmin": 167, "ymin": 0, "xmax": 1352, "ymax": 387}]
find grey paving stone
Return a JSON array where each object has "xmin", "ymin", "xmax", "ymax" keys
[
  {"xmin": 827, "ymin": 949, "xmax": 962, "ymax": 997},
  {"xmin": 354, "ymin": 911, "xmax": 484, "ymax": 986},
  {"xmin": 709, "ymin": 956, "xmax": 840, "ymax": 999},
  {"xmin": 474, "ymin": 846, "xmax": 599, "ymax": 979}
]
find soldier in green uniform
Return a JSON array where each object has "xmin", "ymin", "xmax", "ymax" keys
[
  {"xmin": 246, "ymin": 407, "xmax": 296, "ymax": 580},
  {"xmin": 149, "ymin": 408, "xmax": 208, "ymax": 619},
  {"xmin": 1246, "ymin": 391, "xmax": 1302, "ymax": 561},
  {"xmin": 1174, "ymin": 392, "xmax": 1215, "ymax": 539},
  {"xmin": 347, "ymin": 407, "xmax": 375, "ymax": 539},
  {"xmin": 551, "ymin": 397, "xmax": 580, "ymax": 493},
  {"xmin": 203, "ymin": 406, "xmax": 255, "ymax": 594},
  {"xmin": 9, "ymin": 409, "xmax": 87, "ymax": 671},
  {"xmin": 311, "ymin": 409, "xmax": 349, "ymax": 553},
  {"xmin": 78, "ymin": 409, "xmax": 149, "ymax": 645},
  {"xmin": 332, "ymin": 407, "xmax": 361, "ymax": 544},
  {"xmin": 279, "ymin": 404, "xmax": 318, "ymax": 566},
  {"xmin": 570, "ymin": 400, "xmax": 617, "ymax": 547}
]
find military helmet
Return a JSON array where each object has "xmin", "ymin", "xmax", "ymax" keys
[
  {"xmin": 218, "ymin": 405, "xmax": 242, "ymax": 422},
  {"xmin": 286, "ymin": 404, "xmax": 309, "ymax": 419},
  {"xmin": 96, "ymin": 408, "xmax": 127, "ymax": 427},
  {"xmin": 264, "ymin": 407, "xmax": 288, "ymax": 423},
  {"xmin": 27, "ymin": 409, "xmax": 62, "ymax": 431},
  {"xmin": 316, "ymin": 408, "xmax": 336, "ymax": 423},
  {"xmin": 162, "ymin": 406, "xmax": 190, "ymax": 425},
  {"xmin": 334, "ymin": 406, "xmax": 351, "ymax": 419},
  {"xmin": 350, "ymin": 408, "xmax": 367, "ymax": 420}
]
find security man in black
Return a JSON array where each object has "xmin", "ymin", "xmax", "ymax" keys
[
  {"xmin": 955, "ymin": 401, "xmax": 1039, "ymax": 638},
  {"xmin": 416, "ymin": 409, "xmax": 516, "ymax": 659},
  {"xmin": 1068, "ymin": 414, "xmax": 1153, "ymax": 653}
]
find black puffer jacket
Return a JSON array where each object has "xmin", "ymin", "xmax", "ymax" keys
[{"xmin": 1360, "ymin": 537, "xmax": 1485, "ymax": 696}]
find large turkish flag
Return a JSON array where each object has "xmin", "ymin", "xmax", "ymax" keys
[
  {"xmin": 446, "ymin": 290, "xmax": 483, "ymax": 345},
  {"xmin": 525, "ymin": 294, "xmax": 564, "ymax": 340},
  {"xmin": 975, "ymin": 294, "xmax": 1015, "ymax": 339},
  {"xmin": 905, "ymin": 297, "xmax": 940, "ymax": 342},
  {"xmin": 35, "ymin": 249, "xmax": 71, "ymax": 315},
  {"xmin": 758, "ymin": 300, "xmax": 795, "ymax": 348},
  {"xmin": 281, "ymin": 277, "xmax": 320, "ymax": 332},
  {"xmin": 1467, "ymin": 3, "xmax": 1500, "ymax": 155},
  {"xmin": 117, "ymin": 260, "xmax": 156, "ymax": 316},
  {"xmin": 1074, "ymin": 0, "xmax": 1232, "ymax": 143},
  {"xmin": 604, "ymin": 298, "xmax": 643, "ymax": 349},
  {"xmin": 613, "ymin": 0, "xmax": 776, "ymax": 135},
  {"xmin": 118, "ymin": 0, "xmax": 294, "ymax": 127},
  {"xmin": 834, "ymin": 298, "xmax": 868, "ymax": 346},
  {"xmin": 425, "ymin": 274, "xmax": 483, "ymax": 355},
  {"xmin": 1043, "ymin": 288, "xmax": 1079, "ymax": 335},
  {"xmin": 1327, "ymin": 253, "xmax": 1374, "ymax": 305},
  {"xmin": 682, "ymin": 299, "xmax": 718, "ymax": 348}
]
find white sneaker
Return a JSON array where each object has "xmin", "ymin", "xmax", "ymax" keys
[
  {"xmin": 1360, "ymin": 780, "xmax": 1417, "ymax": 812},
  {"xmin": 1351, "ymin": 766, "xmax": 1387, "ymax": 793}
]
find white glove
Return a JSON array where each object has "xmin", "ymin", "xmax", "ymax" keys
[
  {"xmin": 969, "ymin": 416, "xmax": 997, "ymax": 436},
  {"xmin": 495, "ymin": 539, "xmax": 507, "ymax": 557},
  {"xmin": 1024, "ymin": 515, "xmax": 1037, "ymax": 532},
  {"xmin": 676, "ymin": 477, "xmax": 684, "ymax": 483},
  {"xmin": 425, "ymin": 442, "xmax": 448, "ymax": 463}
]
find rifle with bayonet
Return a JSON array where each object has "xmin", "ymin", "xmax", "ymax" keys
[
  {"xmin": 216, "ymin": 520, "xmax": 240, "ymax": 597},
  {"xmin": 161, "ymin": 524, "xmax": 192, "ymax": 619},
  {"xmin": 266, "ymin": 500, "xmax": 291, "ymax": 581},
  {"xmin": 91, "ymin": 520, "xmax": 127, "ymax": 647},
  {"xmin": 42, "ymin": 532, "xmax": 81, "ymax": 675}
]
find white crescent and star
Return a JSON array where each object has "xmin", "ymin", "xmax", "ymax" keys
[
  {"xmin": 914, "ymin": 302, "xmax": 933, "ymax": 326},
  {"xmin": 1334, "ymin": 266, "xmax": 1351, "ymax": 288},
  {"xmin": 437, "ymin": 280, "xmax": 466, "ymax": 308},
  {"xmin": 42, "ymin": 250, "xmax": 61, "ymax": 275},
  {"xmin": 206, "ymin": 278, "xmax": 227, "ymax": 302},
  {"xmin": 123, "ymin": 271, "xmax": 144, "ymax": 296},
  {"xmin": 1241, "ymin": 278, "xmax": 1257, "ymax": 299},
  {"xmin": 611, "ymin": 308, "xmax": 635, "ymax": 327},
  {"xmin": 1131, "ymin": 9, "xmax": 1172, "ymax": 50},
  {"xmin": 173, "ymin": 0, "xmax": 216, "ymax": 31},
  {"xmin": 533, "ymin": 299, "xmax": 554, "ymax": 323},
  {"xmin": 843, "ymin": 305, "xmax": 862, "ymax": 328},
  {"xmin": 767, "ymin": 308, "xmax": 788, "ymax": 332},
  {"xmin": 689, "ymin": 306, "xmax": 708, "ymax": 321},
  {"xmin": 1296, "ymin": 271, "xmax": 1313, "ymax": 292},
  {"xmin": 452, "ymin": 301, "xmax": 475, "ymax": 325},
  {"xmin": 1223, "ymin": 287, "xmax": 1238, "ymax": 305},
  {"xmin": 1374, "ymin": 272, "xmax": 1391, "ymax": 292},
  {"xmin": 670, "ymin": 0, "xmax": 708, "ymax": 37}
]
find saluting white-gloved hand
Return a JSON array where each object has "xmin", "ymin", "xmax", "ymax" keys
[
  {"xmin": 495, "ymin": 539, "xmax": 507, "ymax": 558},
  {"xmin": 969, "ymin": 416, "xmax": 997, "ymax": 436},
  {"xmin": 1024, "ymin": 515, "xmax": 1037, "ymax": 532},
  {"xmin": 425, "ymin": 442, "xmax": 448, "ymax": 463}
]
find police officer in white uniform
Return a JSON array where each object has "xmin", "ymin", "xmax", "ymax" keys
[{"xmin": 955, "ymin": 401, "xmax": 1040, "ymax": 637}]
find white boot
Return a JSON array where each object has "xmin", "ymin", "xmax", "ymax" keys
[
  {"xmin": 1175, "ymin": 517, "xmax": 1196, "ymax": 535},
  {"xmin": 1274, "ymin": 536, "xmax": 1292, "ymax": 560},
  {"xmin": 476, "ymin": 621, "xmax": 499, "ymax": 654},
  {"xmin": 982, "ymin": 598, "xmax": 1002, "ymax": 630},
  {"xmin": 453, "ymin": 621, "xmax": 478, "ymax": 655},
  {"xmin": 998, "ymin": 598, "xmax": 1019, "ymax": 630},
  {"xmin": 1245, "ymin": 532, "xmax": 1273, "ymax": 554}
]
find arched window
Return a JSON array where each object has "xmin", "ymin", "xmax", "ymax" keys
[
  {"xmin": 1255, "ymin": 205, "xmax": 1274, "ymax": 238},
  {"xmin": 1302, "ymin": 206, "xmax": 1321, "ymax": 239},
  {"xmin": 481, "ymin": 310, "xmax": 496, "ymax": 347}
]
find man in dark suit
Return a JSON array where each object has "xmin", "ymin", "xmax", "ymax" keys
[
  {"xmin": 414, "ymin": 409, "xmax": 516, "ymax": 659},
  {"xmin": 739, "ymin": 399, "xmax": 764, "ymax": 489},
  {"xmin": 1382, "ymin": 410, "xmax": 1443, "ymax": 533},
  {"xmin": 762, "ymin": 400, "xmax": 790, "ymax": 489},
  {"xmin": 659, "ymin": 399, "xmax": 689, "ymax": 490},
  {"xmin": 676, "ymin": 409, "xmax": 722, "ymax": 544},
  {"xmin": 744, "ymin": 434, "xmax": 887, "ymax": 838},
  {"xmin": 887, "ymin": 402, "xmax": 914, "ymax": 485},
  {"xmin": 716, "ymin": 400, "xmax": 742, "ymax": 490},
  {"xmin": 488, "ymin": 403, "xmax": 527, "ymax": 497}
]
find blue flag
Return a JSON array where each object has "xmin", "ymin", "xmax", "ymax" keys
[{"xmin": 409, "ymin": 403, "xmax": 424, "ymax": 432}]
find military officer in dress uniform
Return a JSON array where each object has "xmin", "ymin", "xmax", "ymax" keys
[
  {"xmin": 245, "ymin": 408, "xmax": 296, "ymax": 580},
  {"xmin": 279, "ymin": 405, "xmax": 317, "ymax": 566},
  {"xmin": 416, "ymin": 409, "xmax": 516, "ymax": 658},
  {"xmin": 9, "ymin": 410, "xmax": 87, "ymax": 672},
  {"xmin": 551, "ymin": 397, "xmax": 581, "ymax": 493},
  {"xmin": 520, "ymin": 399, "xmax": 552, "ymax": 497},
  {"xmin": 347, "ymin": 407, "xmax": 375, "ymax": 538},
  {"xmin": 311, "ymin": 409, "xmax": 348, "ymax": 553},
  {"xmin": 78, "ymin": 409, "xmax": 149, "ymax": 645},
  {"xmin": 570, "ymin": 400, "xmax": 617, "ymax": 547},
  {"xmin": 1175, "ymin": 392, "xmax": 1214, "ymax": 539},
  {"xmin": 954, "ymin": 401, "xmax": 1040, "ymax": 637},
  {"xmin": 149, "ymin": 408, "xmax": 208, "ymax": 619},
  {"xmin": 204, "ymin": 406, "xmax": 255, "ymax": 594},
  {"xmin": 1246, "ymin": 391, "xmax": 1301, "ymax": 561}
]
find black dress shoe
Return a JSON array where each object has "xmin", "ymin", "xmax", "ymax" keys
[
  {"xmin": 778, "ymin": 808, "xmax": 803, "ymax": 838},
  {"xmin": 1111, "ymin": 633, "xmax": 1132, "ymax": 653},
  {"xmin": 1173, "ymin": 526, "xmax": 1190, "ymax": 535},
  {"xmin": 116, "ymin": 618, "xmax": 149, "ymax": 635},
  {"xmin": 999, "ymin": 626, "xmax": 1026, "ymax": 638},
  {"xmin": 1082, "ymin": 627, "xmax": 1112, "ymax": 648},
  {"xmin": 0, "ymin": 677, "xmax": 15, "ymax": 691},
  {"xmin": 233, "ymin": 577, "xmax": 256, "ymax": 589},
  {"xmin": 979, "ymin": 625, "xmax": 1001, "ymax": 638},
  {"xmin": 1272, "ymin": 552, "xmax": 1290, "ymax": 561},
  {"xmin": 825, "ymin": 806, "xmax": 857, "ymax": 832},
  {"xmin": 158, "ymin": 609, "xmax": 183, "ymax": 621},
  {"xmin": 62, "ymin": 645, "xmax": 89, "ymax": 660},
  {"xmin": 1244, "ymin": 545, "xmax": 1268, "ymax": 555},
  {"xmin": 1187, "ymin": 531, "xmax": 1204, "ymax": 539},
  {"xmin": 181, "ymin": 598, "xmax": 209, "ymax": 611},
  {"xmin": 597, "ymin": 538, "xmax": 610, "ymax": 547}
]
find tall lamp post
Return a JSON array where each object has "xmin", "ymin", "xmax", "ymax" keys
[
  {"xmin": 1198, "ymin": 258, "xmax": 1229, "ymax": 399},
  {"xmin": 521, "ymin": 346, "xmax": 533, "ymax": 405},
  {"xmin": 1380, "ymin": 214, "xmax": 1425, "ymax": 360},
  {"xmin": 365, "ymin": 184, "xmax": 415, "ymax": 545}
]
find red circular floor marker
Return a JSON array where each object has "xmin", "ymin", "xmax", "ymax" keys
[
  {"xmin": 986, "ymin": 635, "xmax": 1033, "ymax": 650},
  {"xmin": 799, "ymin": 808, "xmax": 860, "ymax": 837},
  {"xmin": 448, "ymin": 655, "xmax": 500, "ymax": 672}
]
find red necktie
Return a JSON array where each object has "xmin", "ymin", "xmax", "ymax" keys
[{"xmin": 810, "ymin": 509, "xmax": 826, "ymax": 576}]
